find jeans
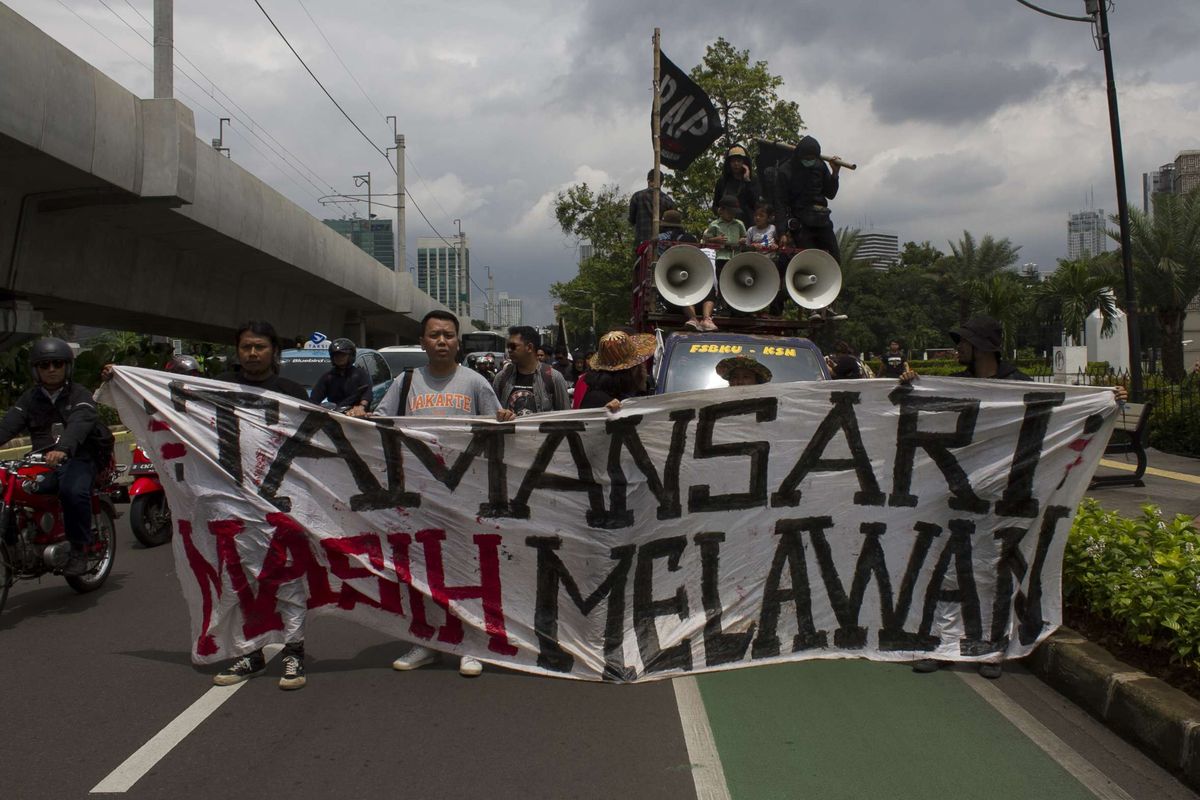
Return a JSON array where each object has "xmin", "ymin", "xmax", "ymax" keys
[{"xmin": 37, "ymin": 458, "xmax": 96, "ymax": 547}]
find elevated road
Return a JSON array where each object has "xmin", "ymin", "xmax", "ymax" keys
[{"xmin": 0, "ymin": 3, "xmax": 444, "ymax": 346}]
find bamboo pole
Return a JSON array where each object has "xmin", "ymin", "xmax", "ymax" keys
[{"xmin": 651, "ymin": 28, "xmax": 662, "ymax": 244}]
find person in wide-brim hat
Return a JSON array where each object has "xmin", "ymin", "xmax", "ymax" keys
[
  {"xmin": 589, "ymin": 330, "xmax": 656, "ymax": 372},
  {"xmin": 716, "ymin": 355, "xmax": 773, "ymax": 386},
  {"xmin": 660, "ymin": 209, "xmax": 685, "ymax": 229},
  {"xmin": 579, "ymin": 331, "xmax": 656, "ymax": 411}
]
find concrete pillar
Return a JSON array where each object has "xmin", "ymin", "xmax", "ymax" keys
[{"xmin": 154, "ymin": 0, "xmax": 172, "ymax": 99}]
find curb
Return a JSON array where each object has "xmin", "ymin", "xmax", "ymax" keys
[{"xmin": 1026, "ymin": 627, "xmax": 1200, "ymax": 790}]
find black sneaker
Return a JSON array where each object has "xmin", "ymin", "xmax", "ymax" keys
[
  {"xmin": 912, "ymin": 658, "xmax": 943, "ymax": 674},
  {"xmin": 63, "ymin": 547, "xmax": 90, "ymax": 576},
  {"xmin": 213, "ymin": 652, "xmax": 266, "ymax": 686},
  {"xmin": 279, "ymin": 653, "xmax": 306, "ymax": 690}
]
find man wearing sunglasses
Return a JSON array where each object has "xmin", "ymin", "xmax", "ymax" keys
[
  {"xmin": 492, "ymin": 326, "xmax": 569, "ymax": 418},
  {"xmin": 0, "ymin": 337, "xmax": 114, "ymax": 576}
]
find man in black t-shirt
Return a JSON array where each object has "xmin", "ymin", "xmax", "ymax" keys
[
  {"xmin": 493, "ymin": 326, "xmax": 568, "ymax": 417},
  {"xmin": 880, "ymin": 339, "xmax": 909, "ymax": 379}
]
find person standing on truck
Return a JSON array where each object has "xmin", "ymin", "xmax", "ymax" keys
[
  {"xmin": 774, "ymin": 135, "xmax": 841, "ymax": 263},
  {"xmin": 711, "ymin": 144, "xmax": 761, "ymax": 228},
  {"xmin": 702, "ymin": 196, "xmax": 749, "ymax": 329},
  {"xmin": 658, "ymin": 210, "xmax": 712, "ymax": 332},
  {"xmin": 629, "ymin": 169, "xmax": 676, "ymax": 252}
]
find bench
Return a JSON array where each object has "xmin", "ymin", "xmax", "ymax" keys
[{"xmin": 1090, "ymin": 400, "xmax": 1153, "ymax": 489}]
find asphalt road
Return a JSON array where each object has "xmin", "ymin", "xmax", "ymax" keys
[{"xmin": 0, "ymin": 445, "xmax": 1197, "ymax": 799}]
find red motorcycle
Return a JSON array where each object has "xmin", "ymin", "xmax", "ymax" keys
[
  {"xmin": 0, "ymin": 450, "xmax": 121, "ymax": 616},
  {"xmin": 127, "ymin": 444, "xmax": 171, "ymax": 547}
]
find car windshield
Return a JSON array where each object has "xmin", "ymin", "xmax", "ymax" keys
[
  {"xmin": 661, "ymin": 339, "xmax": 825, "ymax": 394},
  {"xmin": 381, "ymin": 350, "xmax": 429, "ymax": 373},
  {"xmin": 278, "ymin": 357, "xmax": 332, "ymax": 389}
]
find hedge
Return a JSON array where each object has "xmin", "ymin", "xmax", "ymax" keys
[{"xmin": 1064, "ymin": 500, "xmax": 1200, "ymax": 669}]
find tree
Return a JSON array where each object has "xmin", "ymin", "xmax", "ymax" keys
[
  {"xmin": 900, "ymin": 241, "xmax": 945, "ymax": 270},
  {"xmin": 661, "ymin": 38, "xmax": 805, "ymax": 232},
  {"xmin": 1107, "ymin": 191, "xmax": 1200, "ymax": 382},
  {"xmin": 836, "ymin": 227, "xmax": 864, "ymax": 270},
  {"xmin": 1034, "ymin": 258, "xmax": 1119, "ymax": 347},
  {"xmin": 549, "ymin": 183, "xmax": 635, "ymax": 334},
  {"xmin": 939, "ymin": 231, "xmax": 1021, "ymax": 323},
  {"xmin": 970, "ymin": 271, "xmax": 1030, "ymax": 355}
]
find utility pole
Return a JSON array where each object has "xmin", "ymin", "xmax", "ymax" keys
[
  {"xmin": 386, "ymin": 116, "xmax": 405, "ymax": 273},
  {"xmin": 485, "ymin": 266, "xmax": 495, "ymax": 328},
  {"xmin": 153, "ymin": 0, "xmax": 173, "ymax": 98},
  {"xmin": 453, "ymin": 218, "xmax": 466, "ymax": 319}
]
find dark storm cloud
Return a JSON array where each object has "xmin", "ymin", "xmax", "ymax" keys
[{"xmin": 865, "ymin": 58, "xmax": 1057, "ymax": 125}]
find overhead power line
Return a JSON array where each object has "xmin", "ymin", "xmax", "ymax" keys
[
  {"xmin": 295, "ymin": 0, "xmax": 390, "ymax": 131},
  {"xmin": 94, "ymin": 0, "xmax": 352, "ymax": 211},
  {"xmin": 251, "ymin": 0, "xmax": 394, "ymax": 167}
]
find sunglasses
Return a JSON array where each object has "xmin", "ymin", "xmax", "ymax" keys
[{"xmin": 36, "ymin": 360, "xmax": 67, "ymax": 369}]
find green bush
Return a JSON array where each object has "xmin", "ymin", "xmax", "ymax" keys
[
  {"xmin": 1064, "ymin": 500, "xmax": 1200, "ymax": 668},
  {"xmin": 1148, "ymin": 405, "xmax": 1200, "ymax": 458}
]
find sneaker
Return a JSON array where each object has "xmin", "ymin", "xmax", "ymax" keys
[
  {"xmin": 459, "ymin": 656, "xmax": 483, "ymax": 677},
  {"xmin": 63, "ymin": 547, "xmax": 89, "ymax": 576},
  {"xmin": 279, "ymin": 653, "xmax": 306, "ymax": 690},
  {"xmin": 700, "ymin": 318, "xmax": 718, "ymax": 331},
  {"xmin": 978, "ymin": 662, "xmax": 1003, "ymax": 679},
  {"xmin": 392, "ymin": 645, "xmax": 438, "ymax": 671},
  {"xmin": 912, "ymin": 658, "xmax": 943, "ymax": 674},
  {"xmin": 213, "ymin": 651, "xmax": 266, "ymax": 686},
  {"xmin": 684, "ymin": 318, "xmax": 702, "ymax": 331}
]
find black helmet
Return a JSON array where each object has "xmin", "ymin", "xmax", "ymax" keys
[
  {"xmin": 29, "ymin": 337, "xmax": 74, "ymax": 382},
  {"xmin": 166, "ymin": 354, "xmax": 202, "ymax": 376},
  {"xmin": 329, "ymin": 338, "xmax": 356, "ymax": 363}
]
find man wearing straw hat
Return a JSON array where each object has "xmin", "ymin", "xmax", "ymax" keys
[
  {"xmin": 716, "ymin": 355, "xmax": 773, "ymax": 387},
  {"xmin": 577, "ymin": 330, "xmax": 657, "ymax": 411}
]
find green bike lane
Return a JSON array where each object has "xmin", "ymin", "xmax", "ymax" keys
[{"xmin": 690, "ymin": 658, "xmax": 1158, "ymax": 800}]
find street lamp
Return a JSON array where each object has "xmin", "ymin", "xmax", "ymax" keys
[
  {"xmin": 1017, "ymin": 0, "xmax": 1143, "ymax": 400},
  {"xmin": 353, "ymin": 173, "xmax": 372, "ymax": 221}
]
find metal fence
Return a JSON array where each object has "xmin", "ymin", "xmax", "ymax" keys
[{"xmin": 1028, "ymin": 364, "xmax": 1200, "ymax": 418}]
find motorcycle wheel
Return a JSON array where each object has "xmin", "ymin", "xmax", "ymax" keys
[
  {"xmin": 0, "ymin": 541, "xmax": 11, "ymax": 616},
  {"xmin": 129, "ymin": 493, "xmax": 172, "ymax": 548},
  {"xmin": 67, "ymin": 506, "xmax": 116, "ymax": 594}
]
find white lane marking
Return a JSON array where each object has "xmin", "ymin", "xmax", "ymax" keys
[
  {"xmin": 672, "ymin": 676, "xmax": 732, "ymax": 800},
  {"xmin": 956, "ymin": 671, "xmax": 1135, "ymax": 800},
  {"xmin": 91, "ymin": 645, "xmax": 283, "ymax": 794}
]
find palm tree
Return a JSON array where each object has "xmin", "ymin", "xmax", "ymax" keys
[
  {"xmin": 940, "ymin": 231, "xmax": 1021, "ymax": 323},
  {"xmin": 836, "ymin": 226, "xmax": 863, "ymax": 268},
  {"xmin": 1109, "ymin": 191, "xmax": 1200, "ymax": 381},
  {"xmin": 970, "ymin": 271, "xmax": 1030, "ymax": 355},
  {"xmin": 1034, "ymin": 258, "xmax": 1120, "ymax": 347}
]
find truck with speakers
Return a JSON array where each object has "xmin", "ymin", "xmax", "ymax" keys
[{"xmin": 633, "ymin": 242, "xmax": 841, "ymax": 393}]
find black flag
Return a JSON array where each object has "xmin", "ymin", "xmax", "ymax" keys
[{"xmin": 658, "ymin": 52, "xmax": 723, "ymax": 172}]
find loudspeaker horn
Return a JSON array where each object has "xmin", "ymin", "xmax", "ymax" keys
[
  {"xmin": 654, "ymin": 246, "xmax": 715, "ymax": 307},
  {"xmin": 784, "ymin": 249, "xmax": 842, "ymax": 309},
  {"xmin": 718, "ymin": 251, "xmax": 781, "ymax": 312}
]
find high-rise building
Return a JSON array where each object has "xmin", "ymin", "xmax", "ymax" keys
[
  {"xmin": 416, "ymin": 236, "xmax": 470, "ymax": 317},
  {"xmin": 578, "ymin": 242, "xmax": 594, "ymax": 264},
  {"xmin": 496, "ymin": 292, "xmax": 523, "ymax": 328},
  {"xmin": 1175, "ymin": 150, "xmax": 1200, "ymax": 196},
  {"xmin": 1018, "ymin": 263, "xmax": 1043, "ymax": 283},
  {"xmin": 1143, "ymin": 163, "xmax": 1175, "ymax": 213},
  {"xmin": 322, "ymin": 218, "xmax": 394, "ymax": 270},
  {"xmin": 855, "ymin": 231, "xmax": 900, "ymax": 269},
  {"xmin": 1067, "ymin": 210, "xmax": 1108, "ymax": 260}
]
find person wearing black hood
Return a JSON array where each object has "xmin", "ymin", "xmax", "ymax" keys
[
  {"xmin": 711, "ymin": 144, "xmax": 761, "ymax": 228},
  {"xmin": 774, "ymin": 134, "xmax": 841, "ymax": 263}
]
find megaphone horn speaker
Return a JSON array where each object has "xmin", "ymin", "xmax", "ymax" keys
[
  {"xmin": 784, "ymin": 249, "xmax": 842, "ymax": 309},
  {"xmin": 654, "ymin": 246, "xmax": 715, "ymax": 308},
  {"xmin": 718, "ymin": 251, "xmax": 781, "ymax": 312}
]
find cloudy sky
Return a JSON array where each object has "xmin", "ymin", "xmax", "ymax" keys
[{"xmin": 9, "ymin": 0, "xmax": 1200, "ymax": 325}]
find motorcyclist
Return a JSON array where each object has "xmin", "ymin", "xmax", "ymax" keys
[
  {"xmin": 308, "ymin": 338, "xmax": 371, "ymax": 417},
  {"xmin": 164, "ymin": 354, "xmax": 203, "ymax": 376},
  {"xmin": 0, "ymin": 338, "xmax": 114, "ymax": 576}
]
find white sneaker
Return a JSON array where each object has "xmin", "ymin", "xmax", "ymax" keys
[
  {"xmin": 459, "ymin": 656, "xmax": 483, "ymax": 677},
  {"xmin": 392, "ymin": 645, "xmax": 438, "ymax": 671}
]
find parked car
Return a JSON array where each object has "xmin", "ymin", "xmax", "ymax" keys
[
  {"xmin": 377, "ymin": 345, "xmax": 429, "ymax": 376},
  {"xmin": 653, "ymin": 332, "xmax": 829, "ymax": 394},
  {"xmin": 278, "ymin": 347, "xmax": 393, "ymax": 409}
]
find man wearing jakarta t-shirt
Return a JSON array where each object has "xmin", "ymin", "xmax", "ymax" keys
[{"xmin": 377, "ymin": 309, "xmax": 503, "ymax": 677}]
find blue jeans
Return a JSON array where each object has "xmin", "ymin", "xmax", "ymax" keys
[{"xmin": 37, "ymin": 458, "xmax": 96, "ymax": 547}]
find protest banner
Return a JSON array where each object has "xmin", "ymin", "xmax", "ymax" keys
[{"xmin": 105, "ymin": 368, "xmax": 1116, "ymax": 683}]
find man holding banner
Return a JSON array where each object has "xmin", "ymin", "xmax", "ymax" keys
[{"xmin": 382, "ymin": 309, "xmax": 503, "ymax": 678}]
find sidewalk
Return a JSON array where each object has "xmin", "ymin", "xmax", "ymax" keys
[{"xmin": 1087, "ymin": 447, "xmax": 1200, "ymax": 520}]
